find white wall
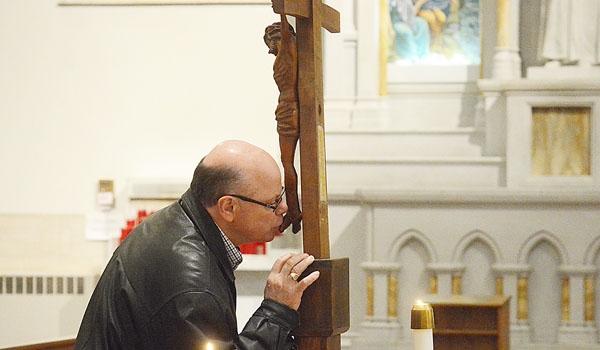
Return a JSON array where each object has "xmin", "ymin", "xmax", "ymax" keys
[{"xmin": 0, "ymin": 1, "xmax": 282, "ymax": 215}]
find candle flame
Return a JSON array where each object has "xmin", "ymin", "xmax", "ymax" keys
[{"xmin": 416, "ymin": 299, "xmax": 424, "ymax": 305}]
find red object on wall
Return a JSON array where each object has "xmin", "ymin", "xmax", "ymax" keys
[
  {"xmin": 239, "ymin": 242, "xmax": 267, "ymax": 255},
  {"xmin": 120, "ymin": 210, "xmax": 154, "ymax": 243}
]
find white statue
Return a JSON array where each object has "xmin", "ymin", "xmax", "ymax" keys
[{"xmin": 539, "ymin": 0, "xmax": 600, "ymax": 67}]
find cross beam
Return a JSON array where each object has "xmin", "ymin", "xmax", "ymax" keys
[{"xmin": 272, "ymin": 0, "xmax": 340, "ymax": 34}]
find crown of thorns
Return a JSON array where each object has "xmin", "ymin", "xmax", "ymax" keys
[{"xmin": 264, "ymin": 22, "xmax": 296, "ymax": 37}]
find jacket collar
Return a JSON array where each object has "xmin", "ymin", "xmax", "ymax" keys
[{"xmin": 179, "ymin": 189, "xmax": 235, "ymax": 283}]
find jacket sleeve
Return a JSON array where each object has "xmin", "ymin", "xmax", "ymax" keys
[{"xmin": 238, "ymin": 299, "xmax": 300, "ymax": 350}]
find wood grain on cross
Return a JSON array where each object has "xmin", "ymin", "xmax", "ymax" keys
[{"xmin": 271, "ymin": 0, "xmax": 339, "ymax": 260}]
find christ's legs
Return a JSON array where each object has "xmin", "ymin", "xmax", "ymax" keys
[{"xmin": 279, "ymin": 134, "xmax": 302, "ymax": 233}]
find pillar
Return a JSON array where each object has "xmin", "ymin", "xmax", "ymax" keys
[
  {"xmin": 429, "ymin": 275, "xmax": 438, "ymax": 294},
  {"xmin": 517, "ymin": 275, "xmax": 528, "ymax": 322},
  {"xmin": 496, "ymin": 275, "xmax": 504, "ymax": 296},
  {"xmin": 426, "ymin": 263, "xmax": 464, "ymax": 296},
  {"xmin": 585, "ymin": 276, "xmax": 594, "ymax": 323},
  {"xmin": 359, "ymin": 262, "xmax": 403, "ymax": 348},
  {"xmin": 492, "ymin": 0, "xmax": 522, "ymax": 79},
  {"xmin": 557, "ymin": 265, "xmax": 597, "ymax": 345},
  {"xmin": 451, "ymin": 275, "xmax": 462, "ymax": 296},
  {"xmin": 492, "ymin": 264, "xmax": 532, "ymax": 344}
]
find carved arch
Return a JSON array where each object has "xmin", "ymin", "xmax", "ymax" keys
[
  {"xmin": 518, "ymin": 230, "xmax": 569, "ymax": 265},
  {"xmin": 584, "ymin": 235, "xmax": 600, "ymax": 265},
  {"xmin": 387, "ymin": 229, "xmax": 438, "ymax": 263},
  {"xmin": 453, "ymin": 229, "xmax": 503, "ymax": 263}
]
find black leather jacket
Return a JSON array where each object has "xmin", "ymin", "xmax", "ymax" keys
[{"xmin": 75, "ymin": 190, "xmax": 299, "ymax": 350}]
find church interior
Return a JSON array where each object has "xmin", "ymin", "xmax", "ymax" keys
[{"xmin": 1, "ymin": 0, "xmax": 600, "ymax": 349}]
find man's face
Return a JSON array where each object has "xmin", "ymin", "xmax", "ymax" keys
[{"xmin": 232, "ymin": 183, "xmax": 288, "ymax": 245}]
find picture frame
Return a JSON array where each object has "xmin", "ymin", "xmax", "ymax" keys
[{"xmin": 506, "ymin": 93, "xmax": 600, "ymax": 188}]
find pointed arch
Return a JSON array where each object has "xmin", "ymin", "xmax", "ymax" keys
[
  {"xmin": 584, "ymin": 235, "xmax": 600, "ymax": 265},
  {"xmin": 453, "ymin": 229, "xmax": 503, "ymax": 263},
  {"xmin": 518, "ymin": 230, "xmax": 569, "ymax": 265},
  {"xmin": 387, "ymin": 229, "xmax": 438, "ymax": 263}
]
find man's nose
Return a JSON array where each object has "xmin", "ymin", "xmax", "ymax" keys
[{"xmin": 276, "ymin": 198, "xmax": 288, "ymax": 215}]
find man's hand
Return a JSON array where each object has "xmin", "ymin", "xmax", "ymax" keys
[{"xmin": 264, "ymin": 253, "xmax": 320, "ymax": 310}]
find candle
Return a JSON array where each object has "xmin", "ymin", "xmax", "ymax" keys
[{"xmin": 411, "ymin": 300, "xmax": 434, "ymax": 350}]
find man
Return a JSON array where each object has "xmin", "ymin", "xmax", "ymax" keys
[
  {"xmin": 264, "ymin": 14, "xmax": 302, "ymax": 234},
  {"xmin": 75, "ymin": 140, "xmax": 320, "ymax": 349}
]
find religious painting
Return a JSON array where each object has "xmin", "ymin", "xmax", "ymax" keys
[
  {"xmin": 385, "ymin": 0, "xmax": 480, "ymax": 65},
  {"xmin": 531, "ymin": 107, "xmax": 591, "ymax": 176}
]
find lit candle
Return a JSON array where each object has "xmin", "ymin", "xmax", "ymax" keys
[{"xmin": 411, "ymin": 300, "xmax": 434, "ymax": 350}]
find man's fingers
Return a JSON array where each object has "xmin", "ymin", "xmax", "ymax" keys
[
  {"xmin": 270, "ymin": 253, "xmax": 295, "ymax": 274},
  {"xmin": 272, "ymin": 253, "xmax": 319, "ymax": 286},
  {"xmin": 289, "ymin": 254, "xmax": 314, "ymax": 276},
  {"xmin": 297, "ymin": 271, "xmax": 320, "ymax": 291},
  {"xmin": 283, "ymin": 253, "xmax": 310, "ymax": 274}
]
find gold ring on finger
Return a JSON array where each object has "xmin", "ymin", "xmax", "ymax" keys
[{"xmin": 290, "ymin": 272, "xmax": 299, "ymax": 281}]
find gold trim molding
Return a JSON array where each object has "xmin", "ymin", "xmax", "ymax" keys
[
  {"xmin": 387, "ymin": 274, "xmax": 398, "ymax": 318},
  {"xmin": 366, "ymin": 275, "xmax": 374, "ymax": 317},
  {"xmin": 585, "ymin": 277, "xmax": 595, "ymax": 322},
  {"xmin": 451, "ymin": 275, "xmax": 462, "ymax": 295},
  {"xmin": 517, "ymin": 276, "xmax": 528, "ymax": 320},
  {"xmin": 561, "ymin": 278, "xmax": 570, "ymax": 322}
]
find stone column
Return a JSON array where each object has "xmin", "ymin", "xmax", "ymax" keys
[
  {"xmin": 561, "ymin": 277, "xmax": 570, "ymax": 323},
  {"xmin": 492, "ymin": 264, "xmax": 532, "ymax": 344},
  {"xmin": 427, "ymin": 263, "xmax": 464, "ymax": 296},
  {"xmin": 492, "ymin": 0, "xmax": 522, "ymax": 79},
  {"xmin": 451, "ymin": 274, "xmax": 462, "ymax": 295},
  {"xmin": 558, "ymin": 265, "xmax": 597, "ymax": 345},
  {"xmin": 517, "ymin": 275, "xmax": 528, "ymax": 322},
  {"xmin": 360, "ymin": 262, "xmax": 403, "ymax": 347},
  {"xmin": 366, "ymin": 273, "xmax": 374, "ymax": 317},
  {"xmin": 585, "ymin": 276, "xmax": 595, "ymax": 323},
  {"xmin": 496, "ymin": 275, "xmax": 504, "ymax": 296},
  {"xmin": 387, "ymin": 271, "xmax": 399, "ymax": 319},
  {"xmin": 429, "ymin": 275, "xmax": 438, "ymax": 294}
]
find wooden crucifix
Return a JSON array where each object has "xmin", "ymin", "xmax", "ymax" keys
[
  {"xmin": 265, "ymin": 1, "xmax": 349, "ymax": 349},
  {"xmin": 269, "ymin": 0, "xmax": 338, "ymax": 257}
]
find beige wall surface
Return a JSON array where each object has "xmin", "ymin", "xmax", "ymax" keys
[{"xmin": 0, "ymin": 0, "xmax": 282, "ymax": 215}]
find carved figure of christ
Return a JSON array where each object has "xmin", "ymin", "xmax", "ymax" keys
[{"xmin": 270, "ymin": 0, "xmax": 340, "ymax": 259}]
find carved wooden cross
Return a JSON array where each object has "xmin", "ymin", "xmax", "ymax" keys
[
  {"xmin": 271, "ymin": 0, "xmax": 340, "ymax": 259},
  {"xmin": 270, "ymin": 2, "xmax": 348, "ymax": 350}
]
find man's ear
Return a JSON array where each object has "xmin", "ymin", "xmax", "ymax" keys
[{"xmin": 216, "ymin": 196, "xmax": 237, "ymax": 223}]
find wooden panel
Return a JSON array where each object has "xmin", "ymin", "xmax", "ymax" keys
[
  {"xmin": 294, "ymin": 258, "xmax": 350, "ymax": 337},
  {"xmin": 3, "ymin": 339, "xmax": 75, "ymax": 350},
  {"xmin": 425, "ymin": 295, "xmax": 510, "ymax": 350}
]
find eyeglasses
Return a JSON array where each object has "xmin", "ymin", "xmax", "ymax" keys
[{"xmin": 227, "ymin": 187, "xmax": 285, "ymax": 212}]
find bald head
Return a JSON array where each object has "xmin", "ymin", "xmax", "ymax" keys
[
  {"xmin": 190, "ymin": 140, "xmax": 281, "ymax": 207},
  {"xmin": 204, "ymin": 140, "xmax": 271, "ymax": 170}
]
